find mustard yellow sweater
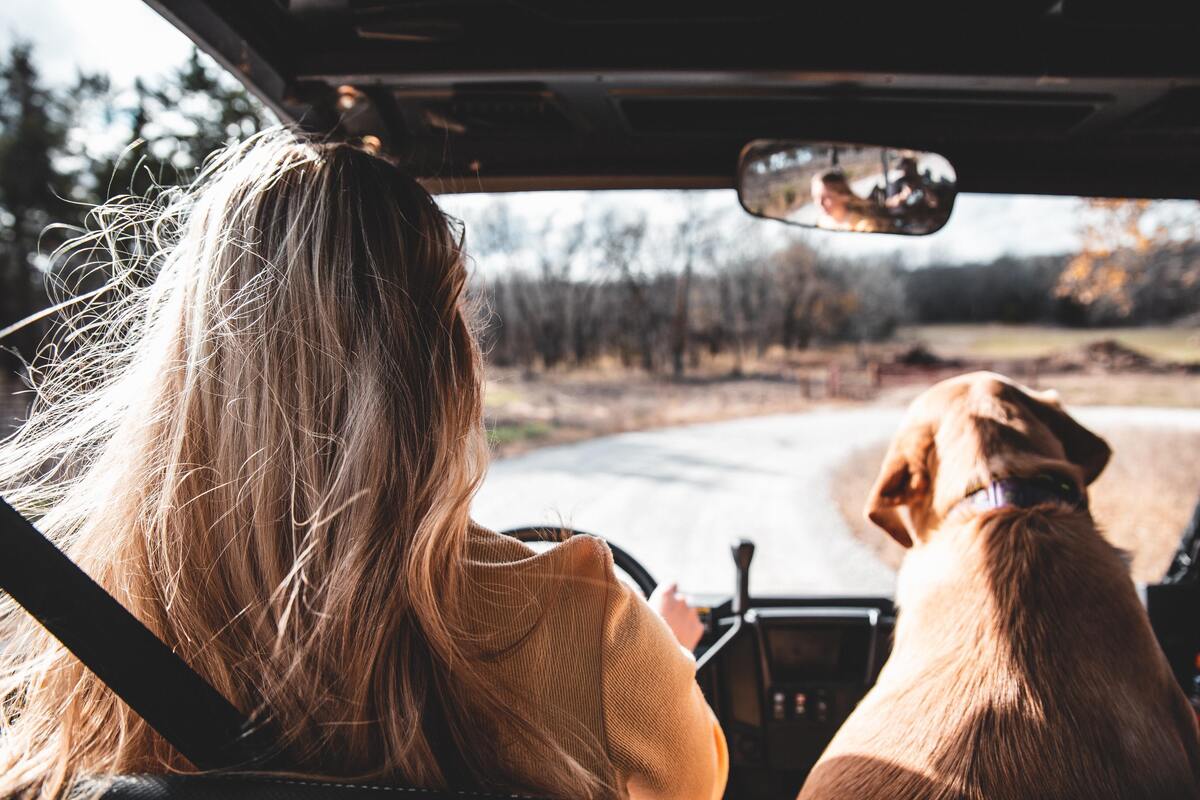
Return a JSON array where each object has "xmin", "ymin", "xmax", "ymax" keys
[{"xmin": 463, "ymin": 525, "xmax": 729, "ymax": 799}]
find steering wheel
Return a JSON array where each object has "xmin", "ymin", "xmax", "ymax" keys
[{"xmin": 503, "ymin": 526, "xmax": 658, "ymax": 597}]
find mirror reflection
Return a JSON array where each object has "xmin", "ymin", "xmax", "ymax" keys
[{"xmin": 738, "ymin": 140, "xmax": 958, "ymax": 235}]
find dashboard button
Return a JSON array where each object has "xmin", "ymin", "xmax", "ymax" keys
[
  {"xmin": 771, "ymin": 691, "xmax": 786, "ymax": 721},
  {"xmin": 793, "ymin": 692, "xmax": 807, "ymax": 718},
  {"xmin": 815, "ymin": 691, "xmax": 830, "ymax": 722}
]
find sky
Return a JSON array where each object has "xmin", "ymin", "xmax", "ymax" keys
[
  {"xmin": 438, "ymin": 190, "xmax": 1085, "ymax": 272},
  {"xmin": 1, "ymin": 0, "xmax": 194, "ymax": 87},
  {"xmin": 0, "ymin": 0, "xmax": 1142, "ymax": 268}
]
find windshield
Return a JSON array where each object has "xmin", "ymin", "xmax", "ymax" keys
[
  {"xmin": 439, "ymin": 190, "xmax": 1200, "ymax": 597},
  {"xmin": 1, "ymin": 0, "xmax": 1198, "ymax": 600}
]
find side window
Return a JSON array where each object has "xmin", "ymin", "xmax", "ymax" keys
[{"xmin": 0, "ymin": 2, "xmax": 274, "ymax": 429}]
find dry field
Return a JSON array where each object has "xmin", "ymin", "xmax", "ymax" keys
[
  {"xmin": 484, "ymin": 362, "xmax": 831, "ymax": 457},
  {"xmin": 873, "ymin": 371, "xmax": 1200, "ymax": 410},
  {"xmin": 484, "ymin": 324, "xmax": 1200, "ymax": 457},
  {"xmin": 899, "ymin": 323, "xmax": 1200, "ymax": 363},
  {"xmin": 831, "ymin": 425, "xmax": 1200, "ymax": 584}
]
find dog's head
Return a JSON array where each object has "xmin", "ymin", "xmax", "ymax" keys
[{"xmin": 865, "ymin": 372, "xmax": 1111, "ymax": 547}]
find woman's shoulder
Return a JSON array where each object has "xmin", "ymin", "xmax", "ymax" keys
[
  {"xmin": 466, "ymin": 523, "xmax": 617, "ymax": 585},
  {"xmin": 461, "ymin": 524, "xmax": 621, "ymax": 641}
]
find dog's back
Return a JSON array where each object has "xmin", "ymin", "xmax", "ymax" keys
[{"xmin": 802, "ymin": 506, "xmax": 1200, "ymax": 800}]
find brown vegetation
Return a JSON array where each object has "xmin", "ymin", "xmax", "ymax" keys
[
  {"xmin": 482, "ymin": 328, "xmax": 1200, "ymax": 458},
  {"xmin": 484, "ymin": 359, "xmax": 837, "ymax": 457},
  {"xmin": 1057, "ymin": 198, "xmax": 1200, "ymax": 324}
]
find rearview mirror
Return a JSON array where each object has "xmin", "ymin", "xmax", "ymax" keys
[{"xmin": 737, "ymin": 140, "xmax": 957, "ymax": 235}]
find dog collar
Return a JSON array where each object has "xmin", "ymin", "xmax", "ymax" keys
[{"xmin": 951, "ymin": 475, "xmax": 1085, "ymax": 518}]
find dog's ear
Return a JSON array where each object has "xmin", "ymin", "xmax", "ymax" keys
[
  {"xmin": 1025, "ymin": 388, "xmax": 1112, "ymax": 485},
  {"xmin": 863, "ymin": 428, "xmax": 932, "ymax": 548}
]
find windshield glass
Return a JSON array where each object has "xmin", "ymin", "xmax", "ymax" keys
[
  {"xmin": 439, "ymin": 190, "xmax": 1200, "ymax": 597},
  {"xmin": 1, "ymin": 0, "xmax": 1197, "ymax": 600}
]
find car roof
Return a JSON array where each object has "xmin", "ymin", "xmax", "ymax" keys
[{"xmin": 147, "ymin": 1, "xmax": 1200, "ymax": 198}]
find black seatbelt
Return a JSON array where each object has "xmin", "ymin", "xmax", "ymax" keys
[{"xmin": 0, "ymin": 495, "xmax": 276, "ymax": 772}]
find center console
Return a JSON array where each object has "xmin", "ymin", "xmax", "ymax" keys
[
  {"xmin": 694, "ymin": 540, "xmax": 894, "ymax": 799},
  {"xmin": 754, "ymin": 607, "xmax": 880, "ymax": 765}
]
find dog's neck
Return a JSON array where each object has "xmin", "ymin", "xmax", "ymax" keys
[{"xmin": 949, "ymin": 474, "xmax": 1085, "ymax": 519}]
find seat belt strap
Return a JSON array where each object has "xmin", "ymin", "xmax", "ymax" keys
[{"xmin": 0, "ymin": 495, "xmax": 274, "ymax": 771}]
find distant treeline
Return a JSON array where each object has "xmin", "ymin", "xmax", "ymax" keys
[
  {"xmin": 474, "ymin": 243, "xmax": 906, "ymax": 374},
  {"xmin": 475, "ymin": 236, "xmax": 1200, "ymax": 373},
  {"xmin": 908, "ymin": 241, "xmax": 1200, "ymax": 328},
  {"xmin": 906, "ymin": 255, "xmax": 1067, "ymax": 325}
]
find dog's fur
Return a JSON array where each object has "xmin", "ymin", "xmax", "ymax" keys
[{"xmin": 799, "ymin": 372, "xmax": 1200, "ymax": 800}]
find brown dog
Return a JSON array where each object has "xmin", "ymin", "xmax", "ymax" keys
[{"xmin": 800, "ymin": 372, "xmax": 1200, "ymax": 800}]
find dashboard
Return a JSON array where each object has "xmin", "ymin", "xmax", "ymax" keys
[
  {"xmin": 692, "ymin": 596, "xmax": 895, "ymax": 799},
  {"xmin": 691, "ymin": 583, "xmax": 1200, "ymax": 800}
]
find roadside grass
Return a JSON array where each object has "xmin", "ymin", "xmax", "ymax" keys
[
  {"xmin": 482, "ymin": 365, "xmax": 829, "ymax": 458},
  {"xmin": 480, "ymin": 322, "xmax": 1200, "ymax": 459},
  {"xmin": 831, "ymin": 427, "xmax": 1200, "ymax": 584},
  {"xmin": 486, "ymin": 420, "xmax": 553, "ymax": 448},
  {"xmin": 901, "ymin": 323, "xmax": 1200, "ymax": 364},
  {"xmin": 832, "ymin": 444, "xmax": 907, "ymax": 571},
  {"xmin": 482, "ymin": 384, "xmax": 523, "ymax": 409},
  {"xmin": 875, "ymin": 372, "xmax": 1200, "ymax": 410},
  {"xmin": 1023, "ymin": 372, "xmax": 1200, "ymax": 407}
]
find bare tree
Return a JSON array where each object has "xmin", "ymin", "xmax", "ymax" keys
[
  {"xmin": 593, "ymin": 209, "xmax": 655, "ymax": 371},
  {"xmin": 774, "ymin": 239, "xmax": 823, "ymax": 350},
  {"xmin": 666, "ymin": 196, "xmax": 719, "ymax": 377}
]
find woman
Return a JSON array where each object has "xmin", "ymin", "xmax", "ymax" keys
[
  {"xmin": 810, "ymin": 169, "xmax": 891, "ymax": 233},
  {"xmin": 0, "ymin": 130, "xmax": 727, "ymax": 799}
]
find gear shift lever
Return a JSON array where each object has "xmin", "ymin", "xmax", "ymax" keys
[
  {"xmin": 696, "ymin": 538, "xmax": 757, "ymax": 672},
  {"xmin": 731, "ymin": 538, "xmax": 755, "ymax": 618}
]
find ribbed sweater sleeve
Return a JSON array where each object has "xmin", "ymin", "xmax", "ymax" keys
[{"xmin": 599, "ymin": 561, "xmax": 729, "ymax": 800}]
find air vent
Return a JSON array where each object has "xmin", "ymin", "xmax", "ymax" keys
[
  {"xmin": 1130, "ymin": 87, "xmax": 1200, "ymax": 132},
  {"xmin": 355, "ymin": 20, "xmax": 462, "ymax": 43},
  {"xmin": 411, "ymin": 85, "xmax": 574, "ymax": 137},
  {"xmin": 619, "ymin": 96, "xmax": 1097, "ymax": 139},
  {"xmin": 512, "ymin": 1, "xmax": 780, "ymax": 23}
]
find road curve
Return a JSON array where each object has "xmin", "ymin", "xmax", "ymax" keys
[{"xmin": 471, "ymin": 406, "xmax": 1200, "ymax": 598}]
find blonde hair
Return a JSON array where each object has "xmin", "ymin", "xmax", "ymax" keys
[{"xmin": 0, "ymin": 129, "xmax": 600, "ymax": 798}]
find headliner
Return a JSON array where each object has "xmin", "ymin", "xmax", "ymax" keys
[{"xmin": 146, "ymin": 1, "xmax": 1200, "ymax": 199}]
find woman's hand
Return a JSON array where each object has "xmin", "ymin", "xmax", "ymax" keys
[{"xmin": 649, "ymin": 581, "xmax": 704, "ymax": 651}]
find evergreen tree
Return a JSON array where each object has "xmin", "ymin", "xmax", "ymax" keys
[
  {"xmin": 0, "ymin": 42, "xmax": 272, "ymax": 374},
  {"xmin": 0, "ymin": 42, "xmax": 74, "ymax": 369},
  {"xmin": 97, "ymin": 48, "xmax": 273, "ymax": 199}
]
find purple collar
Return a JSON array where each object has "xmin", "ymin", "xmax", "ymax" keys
[{"xmin": 951, "ymin": 475, "xmax": 1085, "ymax": 518}]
